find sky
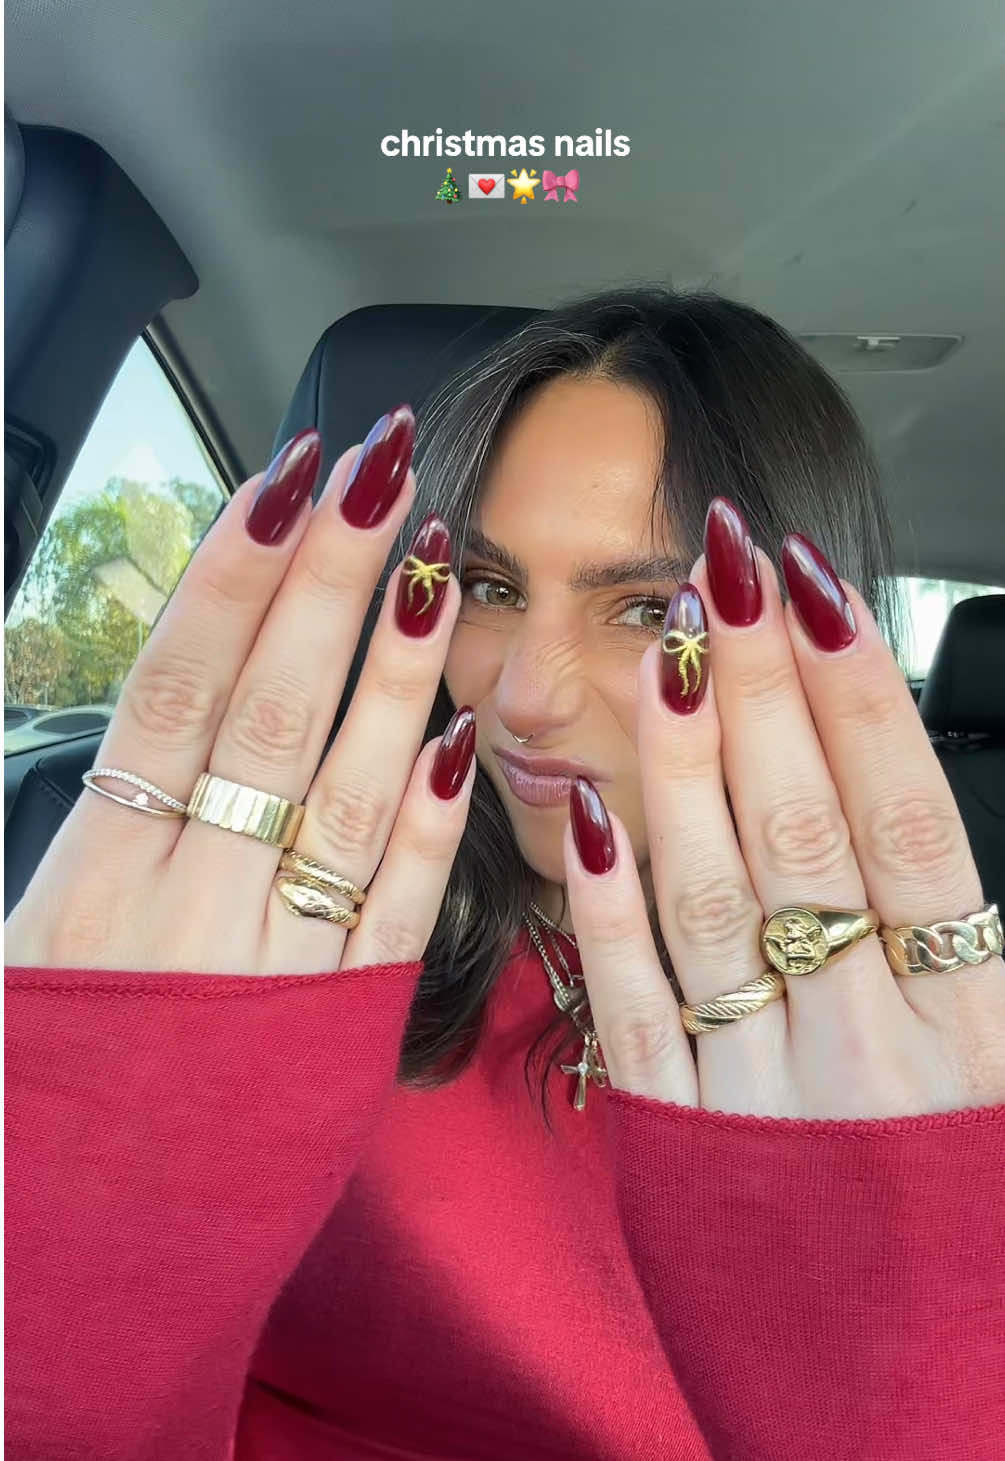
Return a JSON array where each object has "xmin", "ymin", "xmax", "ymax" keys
[{"xmin": 60, "ymin": 338, "xmax": 225, "ymax": 509}]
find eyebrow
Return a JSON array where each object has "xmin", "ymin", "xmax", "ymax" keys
[{"xmin": 463, "ymin": 529, "xmax": 691, "ymax": 590}]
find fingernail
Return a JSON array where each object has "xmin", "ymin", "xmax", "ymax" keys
[
  {"xmin": 660, "ymin": 583, "xmax": 709, "ymax": 714},
  {"xmin": 782, "ymin": 533, "xmax": 857, "ymax": 651},
  {"xmin": 339, "ymin": 405, "xmax": 415, "ymax": 529},
  {"xmin": 396, "ymin": 514, "xmax": 452, "ymax": 637},
  {"xmin": 704, "ymin": 496, "xmax": 762, "ymax": 626},
  {"xmin": 570, "ymin": 777, "xmax": 616, "ymax": 875},
  {"xmin": 430, "ymin": 707, "xmax": 476, "ymax": 800},
  {"xmin": 245, "ymin": 430, "xmax": 322, "ymax": 545}
]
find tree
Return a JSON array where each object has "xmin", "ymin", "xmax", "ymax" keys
[
  {"xmin": 6, "ymin": 477, "xmax": 221, "ymax": 708},
  {"xmin": 167, "ymin": 478, "xmax": 225, "ymax": 544},
  {"xmin": 3, "ymin": 618, "xmax": 69, "ymax": 706},
  {"xmin": 435, "ymin": 167, "xmax": 462, "ymax": 204}
]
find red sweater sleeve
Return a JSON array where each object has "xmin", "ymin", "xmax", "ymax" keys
[
  {"xmin": 603, "ymin": 1091, "xmax": 1005, "ymax": 1461},
  {"xmin": 4, "ymin": 960, "xmax": 424, "ymax": 1461}
]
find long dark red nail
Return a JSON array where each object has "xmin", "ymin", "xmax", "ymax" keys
[
  {"xmin": 704, "ymin": 496, "xmax": 762, "ymax": 626},
  {"xmin": 660, "ymin": 583, "xmax": 709, "ymax": 714},
  {"xmin": 339, "ymin": 405, "xmax": 415, "ymax": 529},
  {"xmin": 570, "ymin": 778, "xmax": 616, "ymax": 875},
  {"xmin": 430, "ymin": 707, "xmax": 476, "ymax": 800},
  {"xmin": 245, "ymin": 430, "xmax": 322, "ymax": 545},
  {"xmin": 396, "ymin": 514, "xmax": 451, "ymax": 637},
  {"xmin": 782, "ymin": 533, "xmax": 857, "ymax": 652}
]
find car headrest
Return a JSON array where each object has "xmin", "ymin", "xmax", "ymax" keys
[
  {"xmin": 918, "ymin": 593, "xmax": 1005, "ymax": 737},
  {"xmin": 271, "ymin": 303, "xmax": 541, "ymax": 490}
]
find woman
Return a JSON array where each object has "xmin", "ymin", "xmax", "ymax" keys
[{"xmin": 6, "ymin": 287, "xmax": 1004, "ymax": 1460}]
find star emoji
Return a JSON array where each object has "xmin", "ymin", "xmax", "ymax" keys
[{"xmin": 507, "ymin": 168, "xmax": 540, "ymax": 204}]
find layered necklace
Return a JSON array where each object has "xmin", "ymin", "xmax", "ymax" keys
[{"xmin": 522, "ymin": 901, "xmax": 608, "ymax": 1111}]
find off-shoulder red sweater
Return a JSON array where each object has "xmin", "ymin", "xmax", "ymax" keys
[{"xmin": 5, "ymin": 929, "xmax": 1005, "ymax": 1460}]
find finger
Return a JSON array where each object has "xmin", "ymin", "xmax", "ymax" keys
[
  {"xmin": 780, "ymin": 535, "xmax": 992, "ymax": 1012},
  {"xmin": 264, "ymin": 710, "xmax": 477, "ymax": 975},
  {"xmin": 694, "ymin": 526, "xmax": 905, "ymax": 1036},
  {"xmin": 564, "ymin": 780, "xmax": 697, "ymax": 1106},
  {"xmin": 176, "ymin": 408, "xmax": 416, "ymax": 891},
  {"xmin": 270, "ymin": 515, "xmax": 460, "ymax": 965},
  {"xmin": 637, "ymin": 586, "xmax": 788, "ymax": 1100},
  {"xmin": 65, "ymin": 430, "xmax": 323, "ymax": 871},
  {"xmin": 336, "ymin": 711, "xmax": 476, "ymax": 970}
]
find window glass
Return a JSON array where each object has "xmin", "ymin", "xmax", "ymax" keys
[
  {"xmin": 4, "ymin": 339, "xmax": 229, "ymax": 755},
  {"xmin": 895, "ymin": 577, "xmax": 1004, "ymax": 681}
]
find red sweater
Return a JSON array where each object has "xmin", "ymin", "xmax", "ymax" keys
[{"xmin": 6, "ymin": 929, "xmax": 1005, "ymax": 1460}]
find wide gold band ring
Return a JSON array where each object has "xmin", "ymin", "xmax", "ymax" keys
[
  {"xmin": 186, "ymin": 772, "xmax": 305, "ymax": 848},
  {"xmin": 880, "ymin": 901, "xmax": 1002, "ymax": 976},
  {"xmin": 679, "ymin": 969, "xmax": 787, "ymax": 1034},
  {"xmin": 760, "ymin": 904, "xmax": 879, "ymax": 976}
]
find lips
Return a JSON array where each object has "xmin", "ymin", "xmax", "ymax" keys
[{"xmin": 493, "ymin": 747, "xmax": 604, "ymax": 809}]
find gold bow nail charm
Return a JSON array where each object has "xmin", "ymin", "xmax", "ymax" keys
[
  {"xmin": 403, "ymin": 556, "xmax": 451, "ymax": 613},
  {"xmin": 659, "ymin": 585, "xmax": 710, "ymax": 713},
  {"xmin": 395, "ymin": 517, "xmax": 453, "ymax": 636}
]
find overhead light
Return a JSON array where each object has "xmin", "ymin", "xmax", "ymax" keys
[{"xmin": 799, "ymin": 334, "xmax": 963, "ymax": 372}]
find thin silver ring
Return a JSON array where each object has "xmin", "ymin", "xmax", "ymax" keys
[{"xmin": 82, "ymin": 768, "xmax": 188, "ymax": 818}]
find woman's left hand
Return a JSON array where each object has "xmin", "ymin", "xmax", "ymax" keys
[{"xmin": 564, "ymin": 498, "xmax": 1005, "ymax": 1119}]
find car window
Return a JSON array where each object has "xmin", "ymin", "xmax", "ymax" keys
[
  {"xmin": 4, "ymin": 338, "xmax": 229, "ymax": 756},
  {"xmin": 896, "ymin": 577, "xmax": 1004, "ymax": 681}
]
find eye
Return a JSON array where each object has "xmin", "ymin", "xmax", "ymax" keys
[
  {"xmin": 616, "ymin": 595, "xmax": 670, "ymax": 632},
  {"xmin": 462, "ymin": 576, "xmax": 526, "ymax": 610}
]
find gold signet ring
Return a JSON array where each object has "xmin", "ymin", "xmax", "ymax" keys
[{"xmin": 760, "ymin": 905, "xmax": 879, "ymax": 976}]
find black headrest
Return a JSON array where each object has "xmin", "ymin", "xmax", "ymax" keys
[
  {"xmin": 271, "ymin": 303, "xmax": 541, "ymax": 490},
  {"xmin": 918, "ymin": 593, "xmax": 1005, "ymax": 736}
]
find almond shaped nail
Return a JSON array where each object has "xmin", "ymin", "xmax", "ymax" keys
[
  {"xmin": 246, "ymin": 430, "xmax": 322, "ymax": 545},
  {"xmin": 339, "ymin": 404, "xmax": 415, "ymax": 530},
  {"xmin": 430, "ymin": 707, "xmax": 476, "ymax": 800},
  {"xmin": 782, "ymin": 533, "xmax": 857, "ymax": 652},
  {"xmin": 660, "ymin": 583, "xmax": 709, "ymax": 714},
  {"xmin": 570, "ymin": 777, "xmax": 616, "ymax": 875},
  {"xmin": 704, "ymin": 496, "xmax": 762, "ymax": 626},
  {"xmin": 396, "ymin": 514, "xmax": 452, "ymax": 637}
]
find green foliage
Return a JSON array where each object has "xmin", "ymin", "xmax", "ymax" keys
[
  {"xmin": 5, "ymin": 477, "xmax": 223, "ymax": 708},
  {"xmin": 3, "ymin": 618, "xmax": 69, "ymax": 704}
]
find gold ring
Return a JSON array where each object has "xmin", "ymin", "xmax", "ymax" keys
[
  {"xmin": 186, "ymin": 772, "xmax": 305, "ymax": 848},
  {"xmin": 760, "ymin": 905, "xmax": 879, "ymax": 976},
  {"xmin": 278, "ymin": 849, "xmax": 367, "ymax": 905},
  {"xmin": 274, "ymin": 879, "xmax": 361, "ymax": 928},
  {"xmin": 880, "ymin": 902, "xmax": 1002, "ymax": 976},
  {"xmin": 679, "ymin": 969, "xmax": 787, "ymax": 1034}
]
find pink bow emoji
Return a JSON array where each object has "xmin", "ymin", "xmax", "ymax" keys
[{"xmin": 542, "ymin": 168, "xmax": 579, "ymax": 202}]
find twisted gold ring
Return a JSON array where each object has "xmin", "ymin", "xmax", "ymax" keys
[{"xmin": 679, "ymin": 969, "xmax": 787, "ymax": 1034}]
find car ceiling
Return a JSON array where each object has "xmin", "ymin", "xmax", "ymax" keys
[{"xmin": 6, "ymin": 0, "xmax": 1005, "ymax": 585}]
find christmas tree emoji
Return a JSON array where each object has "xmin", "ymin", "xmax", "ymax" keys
[{"xmin": 435, "ymin": 167, "xmax": 462, "ymax": 204}]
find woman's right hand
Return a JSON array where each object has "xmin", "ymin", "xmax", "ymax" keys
[{"xmin": 4, "ymin": 406, "xmax": 476, "ymax": 977}]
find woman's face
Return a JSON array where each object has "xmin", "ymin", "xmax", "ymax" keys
[{"xmin": 443, "ymin": 375, "xmax": 687, "ymax": 895}]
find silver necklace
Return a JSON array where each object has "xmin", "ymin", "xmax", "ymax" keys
[{"xmin": 523, "ymin": 902, "xmax": 608, "ymax": 1111}]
